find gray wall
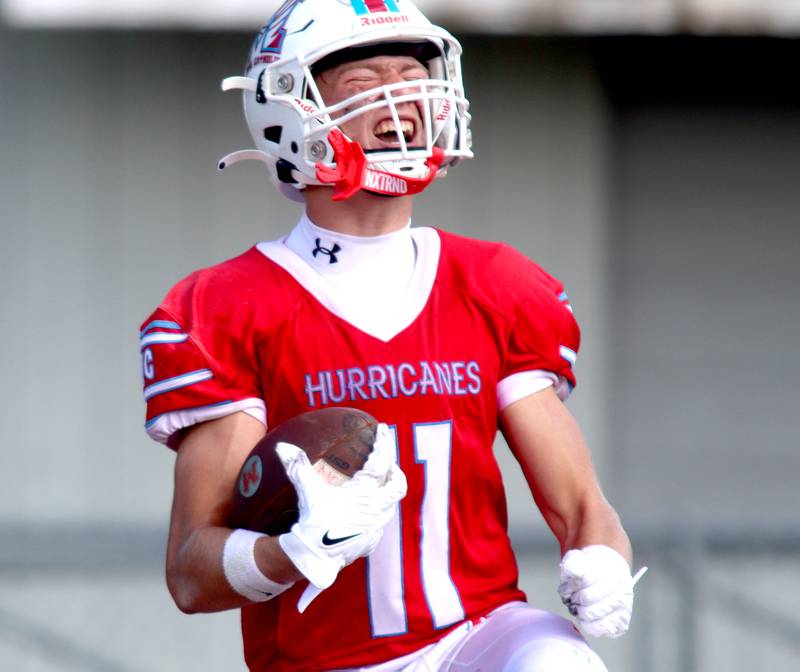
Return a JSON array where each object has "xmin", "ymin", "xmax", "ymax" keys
[
  {"xmin": 1, "ymin": 28, "xmax": 798, "ymax": 671},
  {"xmin": 600, "ymin": 38, "xmax": 800, "ymax": 529},
  {"xmin": 612, "ymin": 103, "xmax": 800, "ymax": 527}
]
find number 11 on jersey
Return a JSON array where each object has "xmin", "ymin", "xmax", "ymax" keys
[{"xmin": 366, "ymin": 422, "xmax": 465, "ymax": 637}]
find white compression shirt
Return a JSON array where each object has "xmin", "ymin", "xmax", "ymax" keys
[{"xmin": 283, "ymin": 212, "xmax": 416, "ymax": 337}]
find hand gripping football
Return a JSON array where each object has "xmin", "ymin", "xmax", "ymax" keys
[{"xmin": 228, "ymin": 407, "xmax": 379, "ymax": 535}]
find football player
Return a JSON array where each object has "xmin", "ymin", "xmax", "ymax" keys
[{"xmin": 140, "ymin": 1, "xmax": 643, "ymax": 670}]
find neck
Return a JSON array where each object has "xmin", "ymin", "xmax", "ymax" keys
[{"xmin": 304, "ymin": 186, "xmax": 414, "ymax": 236}]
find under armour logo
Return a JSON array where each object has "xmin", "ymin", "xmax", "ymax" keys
[{"xmin": 312, "ymin": 238, "xmax": 341, "ymax": 264}]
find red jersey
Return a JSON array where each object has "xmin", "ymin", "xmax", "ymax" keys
[{"xmin": 141, "ymin": 227, "xmax": 579, "ymax": 672}]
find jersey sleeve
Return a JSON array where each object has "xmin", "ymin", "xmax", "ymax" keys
[
  {"xmin": 140, "ymin": 271, "xmax": 266, "ymax": 448},
  {"xmin": 495, "ymin": 246, "xmax": 581, "ymax": 410}
]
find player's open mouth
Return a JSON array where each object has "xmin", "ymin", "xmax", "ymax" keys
[{"xmin": 373, "ymin": 119, "xmax": 415, "ymax": 145}]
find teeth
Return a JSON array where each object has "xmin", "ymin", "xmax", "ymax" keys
[{"xmin": 373, "ymin": 120, "xmax": 414, "ymax": 140}]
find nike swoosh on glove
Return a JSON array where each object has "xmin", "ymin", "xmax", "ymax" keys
[
  {"xmin": 558, "ymin": 545, "xmax": 647, "ymax": 638},
  {"xmin": 277, "ymin": 424, "xmax": 407, "ymax": 612}
]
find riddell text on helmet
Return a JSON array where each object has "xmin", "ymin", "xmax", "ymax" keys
[
  {"xmin": 437, "ymin": 99, "xmax": 451, "ymax": 121},
  {"xmin": 293, "ymin": 98, "xmax": 319, "ymax": 116},
  {"xmin": 360, "ymin": 14, "xmax": 410, "ymax": 26}
]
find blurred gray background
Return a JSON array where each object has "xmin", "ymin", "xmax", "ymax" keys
[{"xmin": 1, "ymin": 1, "xmax": 799, "ymax": 670}]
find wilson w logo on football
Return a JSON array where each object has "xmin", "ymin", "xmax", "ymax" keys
[{"xmin": 239, "ymin": 456, "xmax": 263, "ymax": 498}]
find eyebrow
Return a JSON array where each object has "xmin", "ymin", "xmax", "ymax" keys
[{"xmin": 336, "ymin": 59, "xmax": 428, "ymax": 75}]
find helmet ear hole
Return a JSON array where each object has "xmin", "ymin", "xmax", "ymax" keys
[
  {"xmin": 264, "ymin": 126, "xmax": 283, "ymax": 143},
  {"xmin": 276, "ymin": 159, "xmax": 299, "ymax": 184}
]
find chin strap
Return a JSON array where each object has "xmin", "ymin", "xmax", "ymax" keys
[{"xmin": 315, "ymin": 129, "xmax": 445, "ymax": 202}]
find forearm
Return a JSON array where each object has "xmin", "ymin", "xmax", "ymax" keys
[
  {"xmin": 166, "ymin": 412, "xmax": 301, "ymax": 613},
  {"xmin": 556, "ymin": 497, "xmax": 632, "ymax": 565},
  {"xmin": 500, "ymin": 389, "xmax": 632, "ymax": 565},
  {"xmin": 168, "ymin": 526, "xmax": 303, "ymax": 614}
]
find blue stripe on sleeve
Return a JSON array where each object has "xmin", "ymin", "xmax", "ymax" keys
[{"xmin": 140, "ymin": 320, "xmax": 182, "ymax": 337}]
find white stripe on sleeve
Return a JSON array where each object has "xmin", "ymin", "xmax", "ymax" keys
[
  {"xmin": 559, "ymin": 346, "xmax": 577, "ymax": 366},
  {"xmin": 143, "ymin": 369, "xmax": 213, "ymax": 401},
  {"xmin": 140, "ymin": 332, "xmax": 189, "ymax": 348},
  {"xmin": 497, "ymin": 370, "xmax": 558, "ymax": 411},
  {"xmin": 145, "ymin": 398, "xmax": 267, "ymax": 445}
]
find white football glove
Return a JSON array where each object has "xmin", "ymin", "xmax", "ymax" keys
[
  {"xmin": 558, "ymin": 545, "xmax": 647, "ymax": 638},
  {"xmin": 277, "ymin": 424, "xmax": 406, "ymax": 612}
]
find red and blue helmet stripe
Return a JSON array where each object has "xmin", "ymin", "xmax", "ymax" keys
[{"xmin": 351, "ymin": 0, "xmax": 401, "ymax": 16}]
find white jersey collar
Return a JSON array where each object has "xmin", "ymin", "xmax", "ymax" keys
[{"xmin": 257, "ymin": 215, "xmax": 441, "ymax": 343}]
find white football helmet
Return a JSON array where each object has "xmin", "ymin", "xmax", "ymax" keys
[{"xmin": 220, "ymin": 0, "xmax": 472, "ymax": 202}]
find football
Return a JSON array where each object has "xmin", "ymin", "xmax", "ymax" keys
[{"xmin": 228, "ymin": 407, "xmax": 379, "ymax": 535}]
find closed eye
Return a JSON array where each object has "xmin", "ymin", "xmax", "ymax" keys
[{"xmin": 403, "ymin": 67, "xmax": 429, "ymax": 81}]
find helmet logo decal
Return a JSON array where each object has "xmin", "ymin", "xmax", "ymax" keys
[
  {"xmin": 256, "ymin": 0, "xmax": 306, "ymax": 57},
  {"xmin": 352, "ymin": 0, "xmax": 400, "ymax": 15}
]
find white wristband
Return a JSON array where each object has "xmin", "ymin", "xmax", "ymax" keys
[{"xmin": 223, "ymin": 529, "xmax": 293, "ymax": 603}]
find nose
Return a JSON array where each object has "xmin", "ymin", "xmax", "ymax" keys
[
  {"xmin": 381, "ymin": 70, "xmax": 424, "ymax": 113},
  {"xmin": 383, "ymin": 68, "xmax": 405, "ymax": 85},
  {"xmin": 382, "ymin": 68, "xmax": 421, "ymax": 93}
]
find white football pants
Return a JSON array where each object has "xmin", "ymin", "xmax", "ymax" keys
[{"xmin": 343, "ymin": 602, "xmax": 608, "ymax": 672}]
